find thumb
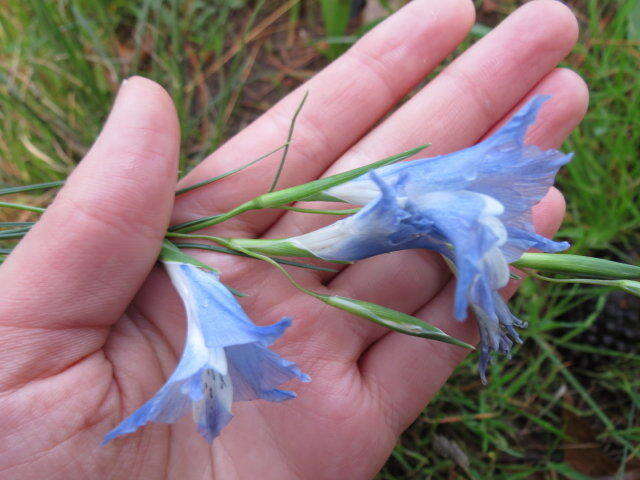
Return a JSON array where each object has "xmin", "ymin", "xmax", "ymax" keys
[{"xmin": 0, "ymin": 77, "xmax": 179, "ymax": 387}]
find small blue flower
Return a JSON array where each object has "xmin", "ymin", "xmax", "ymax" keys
[
  {"xmin": 291, "ymin": 96, "xmax": 570, "ymax": 380},
  {"xmin": 103, "ymin": 262, "xmax": 309, "ymax": 444}
]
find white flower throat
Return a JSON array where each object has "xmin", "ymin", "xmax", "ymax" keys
[{"xmin": 193, "ymin": 365, "xmax": 234, "ymax": 423}]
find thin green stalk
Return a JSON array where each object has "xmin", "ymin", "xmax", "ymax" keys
[
  {"xmin": 0, "ymin": 180, "xmax": 64, "ymax": 196},
  {"xmin": 168, "ymin": 204, "xmax": 252, "ymax": 232},
  {"xmin": 0, "ymin": 227, "xmax": 30, "ymax": 238},
  {"xmin": 0, "ymin": 222, "xmax": 35, "ymax": 228},
  {"xmin": 1, "ymin": 143, "xmax": 287, "ymax": 204},
  {"xmin": 196, "ymin": 234, "xmax": 322, "ymax": 298},
  {"xmin": 170, "ymin": 145, "xmax": 428, "ymax": 233},
  {"xmin": 228, "ymin": 237, "xmax": 312, "ymax": 257},
  {"xmin": 176, "ymin": 143, "xmax": 287, "ymax": 196},
  {"xmin": 531, "ymin": 273, "xmax": 621, "ymax": 287},
  {"xmin": 530, "ymin": 273, "xmax": 640, "ymax": 297},
  {"xmin": 175, "ymin": 241, "xmax": 337, "ymax": 273},
  {"xmin": 514, "ymin": 252, "xmax": 640, "ymax": 279},
  {"xmin": 0, "ymin": 202, "xmax": 45, "ymax": 213},
  {"xmin": 277, "ymin": 206, "xmax": 360, "ymax": 215},
  {"xmin": 269, "ymin": 91, "xmax": 308, "ymax": 192}
]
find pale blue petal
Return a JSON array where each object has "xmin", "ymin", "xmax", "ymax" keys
[
  {"xmin": 410, "ymin": 190, "xmax": 507, "ymax": 320},
  {"xmin": 103, "ymin": 263, "xmax": 308, "ymax": 444},
  {"xmin": 304, "ymin": 178, "xmax": 509, "ymax": 321},
  {"xmin": 503, "ymin": 225, "xmax": 570, "ymax": 261},
  {"xmin": 331, "ymin": 95, "xmax": 570, "ymax": 208},
  {"xmin": 192, "ymin": 370, "xmax": 234, "ymax": 442},
  {"xmin": 227, "ymin": 342, "xmax": 310, "ymax": 402},
  {"xmin": 102, "ymin": 371, "xmax": 197, "ymax": 444},
  {"xmin": 296, "ymin": 171, "xmax": 424, "ymax": 261},
  {"xmin": 171, "ymin": 263, "xmax": 287, "ymax": 348},
  {"xmin": 195, "ymin": 396, "xmax": 233, "ymax": 443}
]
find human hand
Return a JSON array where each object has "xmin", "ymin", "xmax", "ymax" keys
[{"xmin": 0, "ymin": 1, "xmax": 587, "ymax": 478}]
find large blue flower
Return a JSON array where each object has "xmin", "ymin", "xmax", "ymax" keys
[
  {"xmin": 290, "ymin": 96, "xmax": 571, "ymax": 380},
  {"xmin": 103, "ymin": 262, "xmax": 309, "ymax": 444}
]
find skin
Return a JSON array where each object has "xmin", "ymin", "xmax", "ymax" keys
[{"xmin": 0, "ymin": 1, "xmax": 588, "ymax": 479}]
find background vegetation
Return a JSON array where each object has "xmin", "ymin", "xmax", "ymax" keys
[{"xmin": 1, "ymin": 0, "xmax": 638, "ymax": 478}]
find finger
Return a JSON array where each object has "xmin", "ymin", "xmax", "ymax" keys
[
  {"xmin": 267, "ymin": 0, "xmax": 580, "ymax": 255},
  {"xmin": 171, "ymin": 0, "xmax": 476, "ymax": 236},
  {"xmin": 0, "ymin": 77, "xmax": 180, "ymax": 387},
  {"xmin": 359, "ymin": 188, "xmax": 567, "ymax": 432}
]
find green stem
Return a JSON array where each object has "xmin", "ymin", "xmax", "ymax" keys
[
  {"xmin": 0, "ymin": 202, "xmax": 45, "ymax": 213},
  {"xmin": 531, "ymin": 272, "xmax": 620, "ymax": 287},
  {"xmin": 514, "ymin": 253, "xmax": 640, "ymax": 280},
  {"xmin": 194, "ymin": 235, "xmax": 323, "ymax": 299},
  {"xmin": 0, "ymin": 222, "xmax": 35, "ymax": 228},
  {"xmin": 0, "ymin": 227, "xmax": 30, "ymax": 239},
  {"xmin": 229, "ymin": 237, "xmax": 313, "ymax": 257},
  {"xmin": 276, "ymin": 206, "xmax": 360, "ymax": 215},
  {"xmin": 167, "ymin": 232, "xmax": 310, "ymax": 257},
  {"xmin": 179, "ymin": 235, "xmax": 470, "ymax": 349},
  {"xmin": 176, "ymin": 143, "xmax": 287, "ymax": 196},
  {"xmin": 0, "ymin": 180, "xmax": 64, "ymax": 196},
  {"xmin": 269, "ymin": 91, "xmax": 308, "ymax": 192},
  {"xmin": 531, "ymin": 273, "xmax": 640, "ymax": 297},
  {"xmin": 168, "ymin": 203, "xmax": 251, "ymax": 232},
  {"xmin": 175, "ymin": 242, "xmax": 337, "ymax": 273},
  {"xmin": 169, "ymin": 145, "xmax": 428, "ymax": 233}
]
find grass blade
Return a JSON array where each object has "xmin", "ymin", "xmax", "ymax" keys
[
  {"xmin": 269, "ymin": 91, "xmax": 308, "ymax": 192},
  {"xmin": 0, "ymin": 180, "xmax": 64, "ymax": 196},
  {"xmin": 0, "ymin": 201, "xmax": 45, "ymax": 213},
  {"xmin": 176, "ymin": 144, "xmax": 286, "ymax": 196}
]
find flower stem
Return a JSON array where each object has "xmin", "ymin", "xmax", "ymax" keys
[
  {"xmin": 276, "ymin": 206, "xmax": 360, "ymax": 215},
  {"xmin": 175, "ymin": 241, "xmax": 337, "ymax": 273},
  {"xmin": 514, "ymin": 252, "xmax": 640, "ymax": 280},
  {"xmin": 196, "ymin": 235, "xmax": 323, "ymax": 299},
  {"xmin": 269, "ymin": 91, "xmax": 308, "ymax": 192},
  {"xmin": 176, "ymin": 143, "xmax": 288, "ymax": 196},
  {"xmin": 228, "ymin": 237, "xmax": 313, "ymax": 257},
  {"xmin": 186, "ymin": 235, "xmax": 472, "ymax": 349},
  {"xmin": 169, "ymin": 145, "xmax": 428, "ymax": 233},
  {"xmin": 0, "ymin": 181, "xmax": 64, "ymax": 196}
]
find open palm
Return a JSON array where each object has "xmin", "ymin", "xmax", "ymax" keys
[{"xmin": 0, "ymin": 1, "xmax": 587, "ymax": 479}]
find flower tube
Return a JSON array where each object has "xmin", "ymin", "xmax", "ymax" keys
[{"xmin": 103, "ymin": 261, "xmax": 309, "ymax": 443}]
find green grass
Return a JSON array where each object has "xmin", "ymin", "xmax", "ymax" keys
[
  {"xmin": 0, "ymin": 0, "xmax": 273, "ymax": 184},
  {"xmin": 1, "ymin": 1, "xmax": 639, "ymax": 478}
]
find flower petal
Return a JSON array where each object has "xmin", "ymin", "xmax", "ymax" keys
[
  {"xmin": 102, "ymin": 374, "xmax": 195, "ymax": 444},
  {"xmin": 227, "ymin": 342, "xmax": 310, "ymax": 402},
  {"xmin": 103, "ymin": 262, "xmax": 308, "ymax": 444}
]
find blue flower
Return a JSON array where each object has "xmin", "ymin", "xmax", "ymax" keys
[
  {"xmin": 290, "ymin": 96, "xmax": 570, "ymax": 380},
  {"xmin": 103, "ymin": 262, "xmax": 309, "ymax": 444}
]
